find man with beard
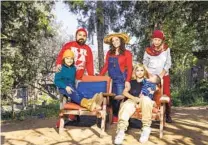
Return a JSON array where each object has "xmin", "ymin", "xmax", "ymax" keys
[
  {"xmin": 55, "ymin": 28, "xmax": 94, "ymax": 123},
  {"xmin": 55, "ymin": 28, "xmax": 94, "ymax": 80}
]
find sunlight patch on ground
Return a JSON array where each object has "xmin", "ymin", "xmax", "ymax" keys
[
  {"xmin": 163, "ymin": 135, "xmax": 195, "ymax": 145},
  {"xmin": 4, "ymin": 138, "xmax": 30, "ymax": 145},
  {"xmin": 175, "ymin": 118, "xmax": 208, "ymax": 129},
  {"xmin": 202, "ymin": 130, "xmax": 208, "ymax": 137},
  {"xmin": 1, "ymin": 107, "xmax": 208, "ymax": 145}
]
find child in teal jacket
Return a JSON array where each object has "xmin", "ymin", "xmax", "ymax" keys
[{"xmin": 54, "ymin": 49, "xmax": 103, "ymax": 111}]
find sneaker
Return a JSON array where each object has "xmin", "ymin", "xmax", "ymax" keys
[
  {"xmin": 114, "ymin": 130, "xmax": 125, "ymax": 145},
  {"xmin": 166, "ymin": 115, "xmax": 172, "ymax": 123},
  {"xmin": 113, "ymin": 116, "xmax": 118, "ymax": 124},
  {"xmin": 139, "ymin": 127, "xmax": 151, "ymax": 143}
]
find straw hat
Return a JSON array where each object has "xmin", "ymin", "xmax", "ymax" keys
[{"xmin": 104, "ymin": 33, "xmax": 130, "ymax": 44}]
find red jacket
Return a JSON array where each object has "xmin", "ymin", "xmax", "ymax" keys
[
  {"xmin": 56, "ymin": 41, "xmax": 94, "ymax": 80},
  {"xmin": 99, "ymin": 50, "xmax": 132, "ymax": 82}
]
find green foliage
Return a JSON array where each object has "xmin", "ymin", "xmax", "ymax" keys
[
  {"xmin": 121, "ymin": 1, "xmax": 207, "ymax": 60},
  {"xmin": 1, "ymin": 1, "xmax": 55, "ymax": 97},
  {"xmin": 172, "ymin": 79, "xmax": 208, "ymax": 106},
  {"xmin": 1, "ymin": 63, "xmax": 14, "ymax": 95},
  {"xmin": 1, "ymin": 101, "xmax": 59, "ymax": 121},
  {"xmin": 38, "ymin": 93, "xmax": 58, "ymax": 105},
  {"xmin": 119, "ymin": 1, "xmax": 208, "ymax": 106},
  {"xmin": 65, "ymin": 1, "xmax": 135, "ymax": 69}
]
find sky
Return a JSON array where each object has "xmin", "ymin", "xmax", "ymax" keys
[
  {"xmin": 52, "ymin": 1, "xmax": 135, "ymax": 51},
  {"xmin": 52, "ymin": 1, "xmax": 78, "ymax": 36},
  {"xmin": 52, "ymin": 1, "xmax": 104, "ymax": 51}
]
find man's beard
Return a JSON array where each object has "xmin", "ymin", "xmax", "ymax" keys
[{"xmin": 76, "ymin": 38, "xmax": 86, "ymax": 45}]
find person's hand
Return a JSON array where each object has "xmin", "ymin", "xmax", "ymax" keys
[
  {"xmin": 65, "ymin": 86, "xmax": 74, "ymax": 94},
  {"xmin": 159, "ymin": 77, "xmax": 164, "ymax": 86},
  {"xmin": 159, "ymin": 69, "xmax": 167, "ymax": 79},
  {"xmin": 95, "ymin": 73, "xmax": 100, "ymax": 76},
  {"xmin": 125, "ymin": 81, "xmax": 130, "ymax": 90},
  {"xmin": 132, "ymin": 97, "xmax": 140, "ymax": 104},
  {"xmin": 159, "ymin": 74, "xmax": 164, "ymax": 79},
  {"xmin": 147, "ymin": 88, "xmax": 154, "ymax": 95},
  {"xmin": 114, "ymin": 95, "xmax": 125, "ymax": 100},
  {"xmin": 55, "ymin": 64, "xmax": 62, "ymax": 72}
]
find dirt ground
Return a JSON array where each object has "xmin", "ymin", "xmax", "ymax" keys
[{"xmin": 1, "ymin": 106, "xmax": 208, "ymax": 145}]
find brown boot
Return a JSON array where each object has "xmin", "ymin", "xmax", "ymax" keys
[
  {"xmin": 94, "ymin": 92, "xmax": 104, "ymax": 109},
  {"xmin": 80, "ymin": 98, "xmax": 96, "ymax": 111},
  {"xmin": 165, "ymin": 103, "xmax": 172, "ymax": 123},
  {"xmin": 80, "ymin": 93, "xmax": 104, "ymax": 111}
]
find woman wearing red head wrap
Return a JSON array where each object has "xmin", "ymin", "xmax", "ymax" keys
[{"xmin": 143, "ymin": 30, "xmax": 172, "ymax": 123}]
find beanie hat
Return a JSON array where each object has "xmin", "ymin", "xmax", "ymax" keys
[
  {"xmin": 152, "ymin": 30, "xmax": 165, "ymax": 40},
  {"xmin": 76, "ymin": 28, "xmax": 87, "ymax": 36},
  {"xmin": 62, "ymin": 50, "xmax": 74, "ymax": 60}
]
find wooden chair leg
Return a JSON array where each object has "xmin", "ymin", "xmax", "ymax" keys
[
  {"xmin": 60, "ymin": 95, "xmax": 67, "ymax": 110},
  {"xmin": 59, "ymin": 95, "xmax": 67, "ymax": 134},
  {"xmin": 163, "ymin": 104, "xmax": 166, "ymax": 127},
  {"xmin": 100, "ymin": 97, "xmax": 107, "ymax": 138},
  {"xmin": 108, "ymin": 106, "xmax": 113, "ymax": 125},
  {"xmin": 59, "ymin": 117, "xmax": 65, "ymax": 134},
  {"xmin": 159, "ymin": 104, "xmax": 165, "ymax": 138}
]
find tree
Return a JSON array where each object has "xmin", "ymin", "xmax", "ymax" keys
[
  {"xmin": 64, "ymin": 1, "xmax": 134, "ymax": 70},
  {"xmin": 31, "ymin": 23, "xmax": 74, "ymax": 99},
  {"xmin": 121, "ymin": 1, "xmax": 208, "ymax": 105},
  {"xmin": 1, "ymin": 1, "xmax": 54, "ymax": 98}
]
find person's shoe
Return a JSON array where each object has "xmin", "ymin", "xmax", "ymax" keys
[
  {"xmin": 139, "ymin": 127, "xmax": 151, "ymax": 143},
  {"xmin": 166, "ymin": 115, "xmax": 172, "ymax": 123},
  {"xmin": 80, "ymin": 97, "xmax": 96, "ymax": 111},
  {"xmin": 68, "ymin": 114, "xmax": 76, "ymax": 121},
  {"xmin": 113, "ymin": 116, "xmax": 118, "ymax": 124},
  {"xmin": 94, "ymin": 92, "xmax": 104, "ymax": 110},
  {"xmin": 114, "ymin": 130, "xmax": 125, "ymax": 145}
]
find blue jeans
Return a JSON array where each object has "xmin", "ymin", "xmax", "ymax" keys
[
  {"xmin": 59, "ymin": 85, "xmax": 84, "ymax": 104},
  {"xmin": 108, "ymin": 57, "xmax": 126, "ymax": 117},
  {"xmin": 112, "ymin": 82, "xmax": 125, "ymax": 116}
]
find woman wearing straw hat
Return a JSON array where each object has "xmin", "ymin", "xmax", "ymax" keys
[{"xmin": 99, "ymin": 33, "xmax": 133, "ymax": 123}]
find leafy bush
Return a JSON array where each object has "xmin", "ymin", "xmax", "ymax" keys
[
  {"xmin": 1, "ymin": 100, "xmax": 59, "ymax": 121},
  {"xmin": 172, "ymin": 79, "xmax": 208, "ymax": 106}
]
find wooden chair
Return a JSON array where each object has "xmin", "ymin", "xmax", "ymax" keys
[
  {"xmin": 130, "ymin": 85, "xmax": 170, "ymax": 138},
  {"xmin": 58, "ymin": 75, "xmax": 115, "ymax": 137}
]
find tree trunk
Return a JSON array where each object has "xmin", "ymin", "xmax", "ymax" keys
[{"xmin": 96, "ymin": 1, "xmax": 104, "ymax": 70}]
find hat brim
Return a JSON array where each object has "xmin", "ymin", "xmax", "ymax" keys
[{"xmin": 104, "ymin": 33, "xmax": 130, "ymax": 44}]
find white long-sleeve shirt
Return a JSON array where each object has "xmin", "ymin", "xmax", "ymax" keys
[{"xmin": 143, "ymin": 48, "xmax": 172, "ymax": 75}]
